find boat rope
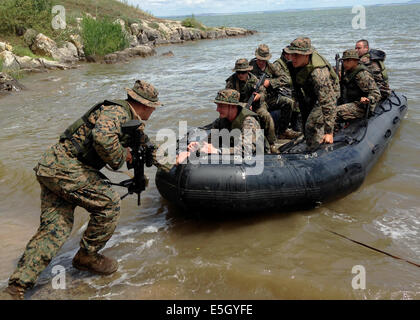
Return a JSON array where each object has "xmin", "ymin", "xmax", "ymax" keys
[{"xmin": 327, "ymin": 229, "xmax": 420, "ymax": 268}]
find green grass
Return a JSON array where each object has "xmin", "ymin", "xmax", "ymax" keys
[
  {"xmin": 12, "ymin": 45, "xmax": 55, "ymax": 60},
  {"xmin": 0, "ymin": 0, "xmax": 54, "ymax": 36},
  {"xmin": 81, "ymin": 15, "xmax": 129, "ymax": 57},
  {"xmin": 0, "ymin": 58, "xmax": 4, "ymax": 72},
  {"xmin": 181, "ymin": 15, "xmax": 207, "ymax": 31}
]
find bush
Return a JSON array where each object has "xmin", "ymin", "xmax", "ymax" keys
[
  {"xmin": 81, "ymin": 15, "xmax": 129, "ymax": 57},
  {"xmin": 0, "ymin": 0, "xmax": 53, "ymax": 35},
  {"xmin": 181, "ymin": 15, "xmax": 206, "ymax": 31}
]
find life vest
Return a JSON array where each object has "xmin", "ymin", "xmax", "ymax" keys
[
  {"xmin": 293, "ymin": 51, "xmax": 339, "ymax": 122},
  {"xmin": 60, "ymin": 100, "xmax": 134, "ymax": 169},
  {"xmin": 340, "ymin": 65, "xmax": 370, "ymax": 104}
]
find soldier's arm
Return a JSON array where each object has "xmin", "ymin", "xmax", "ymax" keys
[
  {"xmin": 225, "ymin": 75, "xmax": 234, "ymax": 89},
  {"xmin": 312, "ymin": 67, "xmax": 338, "ymax": 134},
  {"xmin": 91, "ymin": 105, "xmax": 131, "ymax": 170},
  {"xmin": 221, "ymin": 116, "xmax": 260, "ymax": 156},
  {"xmin": 268, "ymin": 62, "xmax": 289, "ymax": 89},
  {"xmin": 356, "ymin": 71, "xmax": 381, "ymax": 107}
]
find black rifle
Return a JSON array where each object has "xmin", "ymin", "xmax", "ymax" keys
[
  {"xmin": 245, "ymin": 73, "xmax": 267, "ymax": 110},
  {"xmin": 275, "ymin": 86, "xmax": 293, "ymax": 105},
  {"xmin": 335, "ymin": 53, "xmax": 341, "ymax": 81},
  {"xmin": 109, "ymin": 120, "xmax": 155, "ymax": 206}
]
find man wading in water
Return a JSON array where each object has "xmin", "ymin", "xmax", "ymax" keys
[{"xmin": 1, "ymin": 80, "xmax": 163, "ymax": 300}]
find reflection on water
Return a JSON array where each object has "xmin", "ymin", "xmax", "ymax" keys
[{"xmin": 0, "ymin": 4, "xmax": 419, "ymax": 299}]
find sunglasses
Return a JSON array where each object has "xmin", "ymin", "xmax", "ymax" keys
[{"xmin": 236, "ymin": 71, "xmax": 248, "ymax": 75}]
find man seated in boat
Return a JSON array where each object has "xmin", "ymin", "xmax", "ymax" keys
[
  {"xmin": 226, "ymin": 58, "xmax": 274, "ymax": 145},
  {"xmin": 336, "ymin": 49, "xmax": 381, "ymax": 123},
  {"xmin": 355, "ymin": 39, "xmax": 391, "ymax": 102},
  {"xmin": 176, "ymin": 89, "xmax": 265, "ymax": 164}
]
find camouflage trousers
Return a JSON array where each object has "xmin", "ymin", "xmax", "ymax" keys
[
  {"xmin": 336, "ymin": 102, "xmax": 366, "ymax": 122},
  {"xmin": 254, "ymin": 103, "xmax": 276, "ymax": 145},
  {"xmin": 267, "ymin": 96, "xmax": 294, "ymax": 135},
  {"xmin": 304, "ymin": 105, "xmax": 328, "ymax": 151},
  {"xmin": 8, "ymin": 170, "xmax": 120, "ymax": 289}
]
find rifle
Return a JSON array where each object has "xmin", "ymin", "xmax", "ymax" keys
[
  {"xmin": 245, "ymin": 73, "xmax": 267, "ymax": 110},
  {"xmin": 109, "ymin": 119, "xmax": 155, "ymax": 206},
  {"xmin": 275, "ymin": 86, "xmax": 293, "ymax": 105},
  {"xmin": 335, "ymin": 53, "xmax": 341, "ymax": 81}
]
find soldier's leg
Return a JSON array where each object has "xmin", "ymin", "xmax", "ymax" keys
[
  {"xmin": 276, "ymin": 97, "xmax": 293, "ymax": 134},
  {"xmin": 8, "ymin": 181, "xmax": 75, "ymax": 289},
  {"xmin": 305, "ymin": 106, "xmax": 325, "ymax": 151},
  {"xmin": 336, "ymin": 103, "xmax": 366, "ymax": 122},
  {"xmin": 256, "ymin": 103, "xmax": 276, "ymax": 145},
  {"xmin": 36, "ymin": 170, "xmax": 121, "ymax": 253}
]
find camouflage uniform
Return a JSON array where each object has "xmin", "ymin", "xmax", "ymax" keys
[
  {"xmin": 285, "ymin": 38, "xmax": 340, "ymax": 151},
  {"xmin": 225, "ymin": 59, "xmax": 259, "ymax": 103},
  {"xmin": 270, "ymin": 53, "xmax": 297, "ymax": 134},
  {"xmin": 8, "ymin": 80, "xmax": 161, "ymax": 290},
  {"xmin": 202, "ymin": 89, "xmax": 263, "ymax": 156},
  {"xmin": 337, "ymin": 49, "xmax": 381, "ymax": 122},
  {"xmin": 248, "ymin": 45, "xmax": 278, "ymax": 145},
  {"xmin": 360, "ymin": 51, "xmax": 391, "ymax": 101}
]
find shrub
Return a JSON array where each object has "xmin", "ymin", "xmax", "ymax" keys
[
  {"xmin": 0, "ymin": 0, "xmax": 53, "ymax": 35},
  {"xmin": 181, "ymin": 15, "xmax": 206, "ymax": 31},
  {"xmin": 81, "ymin": 15, "xmax": 129, "ymax": 57}
]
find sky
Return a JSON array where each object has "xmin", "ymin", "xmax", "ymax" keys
[{"xmin": 125, "ymin": 0, "xmax": 409, "ymax": 17}]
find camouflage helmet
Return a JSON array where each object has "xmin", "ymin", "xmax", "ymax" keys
[
  {"xmin": 284, "ymin": 37, "xmax": 314, "ymax": 55},
  {"xmin": 232, "ymin": 58, "xmax": 253, "ymax": 72},
  {"xmin": 214, "ymin": 89, "xmax": 242, "ymax": 106},
  {"xmin": 341, "ymin": 49, "xmax": 360, "ymax": 60},
  {"xmin": 126, "ymin": 80, "xmax": 162, "ymax": 108},
  {"xmin": 255, "ymin": 44, "xmax": 272, "ymax": 60}
]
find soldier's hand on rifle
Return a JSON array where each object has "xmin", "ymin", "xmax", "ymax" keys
[
  {"xmin": 263, "ymin": 79, "xmax": 270, "ymax": 88},
  {"xmin": 126, "ymin": 148, "xmax": 133, "ymax": 164},
  {"xmin": 360, "ymin": 97, "xmax": 370, "ymax": 104},
  {"xmin": 253, "ymin": 93, "xmax": 261, "ymax": 102}
]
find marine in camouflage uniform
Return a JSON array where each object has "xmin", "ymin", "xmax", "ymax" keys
[
  {"xmin": 4, "ymin": 80, "xmax": 162, "ymax": 299},
  {"xmin": 225, "ymin": 58, "xmax": 259, "ymax": 104},
  {"xmin": 178, "ymin": 89, "xmax": 263, "ymax": 162},
  {"xmin": 336, "ymin": 49, "xmax": 381, "ymax": 122},
  {"xmin": 270, "ymin": 49, "xmax": 300, "ymax": 136},
  {"xmin": 248, "ymin": 44, "xmax": 278, "ymax": 146},
  {"xmin": 355, "ymin": 39, "xmax": 391, "ymax": 101},
  {"xmin": 285, "ymin": 38, "xmax": 340, "ymax": 151}
]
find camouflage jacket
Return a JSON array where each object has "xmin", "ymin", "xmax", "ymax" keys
[
  {"xmin": 360, "ymin": 53, "xmax": 391, "ymax": 100},
  {"xmin": 295, "ymin": 66, "xmax": 340, "ymax": 134},
  {"xmin": 225, "ymin": 72, "xmax": 260, "ymax": 103},
  {"xmin": 249, "ymin": 58, "xmax": 284, "ymax": 104},
  {"xmin": 203, "ymin": 113, "xmax": 262, "ymax": 156},
  {"xmin": 36, "ymin": 104, "xmax": 141, "ymax": 178},
  {"xmin": 341, "ymin": 68, "xmax": 381, "ymax": 112}
]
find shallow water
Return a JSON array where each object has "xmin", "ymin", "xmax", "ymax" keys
[{"xmin": 0, "ymin": 4, "xmax": 419, "ymax": 299}]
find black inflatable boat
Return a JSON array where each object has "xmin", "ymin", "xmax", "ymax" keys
[{"xmin": 156, "ymin": 91, "xmax": 407, "ymax": 214}]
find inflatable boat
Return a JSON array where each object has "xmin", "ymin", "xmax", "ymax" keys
[{"xmin": 155, "ymin": 91, "xmax": 407, "ymax": 214}]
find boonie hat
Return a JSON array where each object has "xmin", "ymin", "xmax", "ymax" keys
[
  {"xmin": 126, "ymin": 80, "xmax": 162, "ymax": 108},
  {"xmin": 284, "ymin": 37, "xmax": 314, "ymax": 55},
  {"xmin": 232, "ymin": 58, "xmax": 253, "ymax": 72},
  {"xmin": 255, "ymin": 44, "xmax": 272, "ymax": 60},
  {"xmin": 341, "ymin": 49, "xmax": 360, "ymax": 60}
]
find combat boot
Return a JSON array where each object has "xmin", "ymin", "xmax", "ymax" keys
[
  {"xmin": 72, "ymin": 248, "xmax": 118, "ymax": 275},
  {"xmin": 1, "ymin": 284, "xmax": 26, "ymax": 300}
]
